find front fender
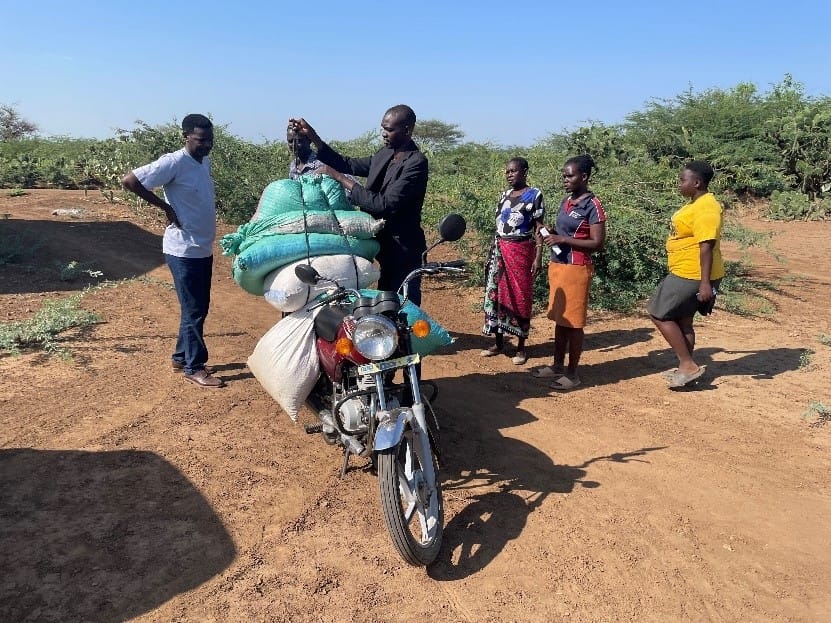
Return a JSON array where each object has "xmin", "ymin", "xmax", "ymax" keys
[{"xmin": 374, "ymin": 408, "xmax": 411, "ymax": 452}]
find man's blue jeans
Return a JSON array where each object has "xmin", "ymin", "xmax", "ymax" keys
[{"xmin": 165, "ymin": 254, "xmax": 213, "ymax": 375}]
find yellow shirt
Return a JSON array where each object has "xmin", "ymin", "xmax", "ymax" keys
[{"xmin": 666, "ymin": 192, "xmax": 724, "ymax": 280}]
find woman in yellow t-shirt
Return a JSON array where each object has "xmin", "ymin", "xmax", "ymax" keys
[{"xmin": 648, "ymin": 160, "xmax": 723, "ymax": 388}]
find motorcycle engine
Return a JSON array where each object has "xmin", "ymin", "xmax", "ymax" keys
[
  {"xmin": 339, "ymin": 397, "xmax": 369, "ymax": 432},
  {"xmin": 339, "ymin": 395, "xmax": 401, "ymax": 432}
]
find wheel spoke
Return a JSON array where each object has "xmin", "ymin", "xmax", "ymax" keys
[
  {"xmin": 417, "ymin": 489, "xmax": 439, "ymax": 538},
  {"xmin": 397, "ymin": 440, "xmax": 426, "ymax": 529},
  {"xmin": 403, "ymin": 500, "xmax": 417, "ymax": 522},
  {"xmin": 377, "ymin": 426, "xmax": 443, "ymax": 565}
]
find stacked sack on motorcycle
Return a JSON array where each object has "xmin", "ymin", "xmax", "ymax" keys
[
  {"xmin": 246, "ymin": 307, "xmax": 319, "ymax": 422},
  {"xmin": 220, "ymin": 175, "xmax": 381, "ymax": 303},
  {"xmin": 224, "ymin": 175, "xmax": 381, "ymax": 420},
  {"xmin": 262, "ymin": 255, "xmax": 376, "ymax": 313}
]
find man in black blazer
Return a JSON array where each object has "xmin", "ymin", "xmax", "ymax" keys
[{"xmin": 289, "ymin": 105, "xmax": 428, "ymax": 305}]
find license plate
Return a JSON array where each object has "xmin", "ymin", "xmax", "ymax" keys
[{"xmin": 357, "ymin": 353, "xmax": 420, "ymax": 375}]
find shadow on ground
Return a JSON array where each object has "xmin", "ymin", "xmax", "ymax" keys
[
  {"xmin": 0, "ymin": 449, "xmax": 236, "ymax": 623},
  {"xmin": 647, "ymin": 345, "xmax": 808, "ymax": 388},
  {"xmin": 424, "ymin": 370, "xmax": 666, "ymax": 579},
  {"xmin": 0, "ymin": 219, "xmax": 164, "ymax": 294},
  {"xmin": 441, "ymin": 327, "xmax": 655, "ymax": 359}
]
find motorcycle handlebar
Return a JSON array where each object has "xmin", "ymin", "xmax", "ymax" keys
[
  {"xmin": 306, "ymin": 262, "xmax": 466, "ymax": 311},
  {"xmin": 438, "ymin": 260, "xmax": 467, "ymax": 269},
  {"xmin": 307, "ymin": 287, "xmax": 350, "ymax": 311},
  {"xmin": 419, "ymin": 260, "xmax": 467, "ymax": 273},
  {"xmin": 399, "ymin": 260, "xmax": 466, "ymax": 303}
]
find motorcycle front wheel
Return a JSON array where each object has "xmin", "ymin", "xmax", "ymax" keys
[{"xmin": 378, "ymin": 426, "xmax": 444, "ymax": 566}]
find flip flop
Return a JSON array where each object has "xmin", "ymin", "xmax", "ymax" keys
[
  {"xmin": 480, "ymin": 346, "xmax": 503, "ymax": 357},
  {"xmin": 660, "ymin": 368, "xmax": 678, "ymax": 380},
  {"xmin": 551, "ymin": 376, "xmax": 581, "ymax": 391},
  {"xmin": 531, "ymin": 366, "xmax": 566, "ymax": 379},
  {"xmin": 666, "ymin": 365, "xmax": 706, "ymax": 388},
  {"xmin": 512, "ymin": 352, "xmax": 528, "ymax": 365},
  {"xmin": 531, "ymin": 366, "xmax": 564, "ymax": 378}
]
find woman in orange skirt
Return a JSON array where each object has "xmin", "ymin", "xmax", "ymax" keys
[{"xmin": 534, "ymin": 155, "xmax": 607, "ymax": 390}]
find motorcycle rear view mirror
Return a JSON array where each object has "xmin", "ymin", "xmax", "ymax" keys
[
  {"xmin": 295, "ymin": 264, "xmax": 320, "ymax": 285},
  {"xmin": 437, "ymin": 213, "xmax": 466, "ymax": 242}
]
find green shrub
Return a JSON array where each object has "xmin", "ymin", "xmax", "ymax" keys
[
  {"xmin": 803, "ymin": 401, "xmax": 831, "ymax": 428},
  {"xmin": 3, "ymin": 77, "xmax": 825, "ymax": 315},
  {"xmin": 767, "ymin": 190, "xmax": 831, "ymax": 220},
  {"xmin": 717, "ymin": 259, "xmax": 778, "ymax": 316},
  {"xmin": 0, "ymin": 137, "xmax": 101, "ymax": 189},
  {"xmin": 0, "ymin": 228, "xmax": 42, "ymax": 264},
  {"xmin": 0, "ymin": 294, "xmax": 100, "ymax": 357},
  {"xmin": 55, "ymin": 260, "xmax": 104, "ymax": 282},
  {"xmin": 721, "ymin": 218, "xmax": 774, "ymax": 247}
]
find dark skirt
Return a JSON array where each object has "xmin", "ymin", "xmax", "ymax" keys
[{"xmin": 648, "ymin": 273, "xmax": 721, "ymax": 320}]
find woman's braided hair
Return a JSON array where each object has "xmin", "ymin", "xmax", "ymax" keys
[{"xmin": 564, "ymin": 154, "xmax": 597, "ymax": 180}]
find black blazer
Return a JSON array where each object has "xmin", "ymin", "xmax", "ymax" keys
[{"xmin": 317, "ymin": 140, "xmax": 427, "ymax": 263}]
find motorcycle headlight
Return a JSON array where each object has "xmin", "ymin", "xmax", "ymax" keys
[{"xmin": 352, "ymin": 315, "xmax": 398, "ymax": 361}]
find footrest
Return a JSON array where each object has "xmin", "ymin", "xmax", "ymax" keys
[{"xmin": 304, "ymin": 423, "xmax": 323, "ymax": 434}]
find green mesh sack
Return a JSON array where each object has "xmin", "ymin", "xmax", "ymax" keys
[
  {"xmin": 296, "ymin": 175, "xmax": 331, "ymax": 212},
  {"xmin": 232, "ymin": 233, "xmax": 380, "ymax": 295},
  {"xmin": 252, "ymin": 179, "xmax": 305, "ymax": 220},
  {"xmin": 320, "ymin": 175, "xmax": 353, "ymax": 212},
  {"xmin": 220, "ymin": 210, "xmax": 383, "ymax": 256},
  {"xmin": 252, "ymin": 176, "xmax": 350, "ymax": 221}
]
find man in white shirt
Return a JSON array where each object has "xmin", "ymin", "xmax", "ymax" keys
[{"xmin": 122, "ymin": 113, "xmax": 224, "ymax": 388}]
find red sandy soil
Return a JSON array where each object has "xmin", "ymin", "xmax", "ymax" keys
[{"xmin": 1, "ymin": 190, "xmax": 829, "ymax": 623}]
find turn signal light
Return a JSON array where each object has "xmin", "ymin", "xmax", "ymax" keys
[
  {"xmin": 336, "ymin": 337, "xmax": 354, "ymax": 356},
  {"xmin": 411, "ymin": 319, "xmax": 431, "ymax": 338}
]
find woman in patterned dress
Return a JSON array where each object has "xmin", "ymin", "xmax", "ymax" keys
[{"xmin": 481, "ymin": 157, "xmax": 546, "ymax": 365}]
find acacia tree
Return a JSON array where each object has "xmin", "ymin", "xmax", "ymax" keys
[
  {"xmin": 763, "ymin": 77, "xmax": 831, "ymax": 198},
  {"xmin": 0, "ymin": 104, "xmax": 38, "ymax": 141},
  {"xmin": 413, "ymin": 119, "xmax": 464, "ymax": 152}
]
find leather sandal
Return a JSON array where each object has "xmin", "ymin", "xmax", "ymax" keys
[{"xmin": 184, "ymin": 369, "xmax": 224, "ymax": 388}]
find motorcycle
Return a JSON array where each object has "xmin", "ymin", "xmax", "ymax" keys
[{"xmin": 294, "ymin": 213, "xmax": 467, "ymax": 566}]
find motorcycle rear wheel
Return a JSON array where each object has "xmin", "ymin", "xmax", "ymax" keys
[{"xmin": 378, "ymin": 426, "xmax": 443, "ymax": 566}]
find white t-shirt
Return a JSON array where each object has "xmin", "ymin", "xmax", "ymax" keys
[{"xmin": 133, "ymin": 148, "xmax": 216, "ymax": 258}]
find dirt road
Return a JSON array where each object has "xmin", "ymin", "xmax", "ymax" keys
[{"xmin": 1, "ymin": 191, "xmax": 830, "ymax": 622}]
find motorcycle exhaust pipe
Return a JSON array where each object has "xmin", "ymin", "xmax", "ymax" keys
[{"xmin": 342, "ymin": 434, "xmax": 368, "ymax": 457}]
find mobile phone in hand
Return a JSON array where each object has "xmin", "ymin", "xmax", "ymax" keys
[{"xmin": 538, "ymin": 227, "xmax": 562, "ymax": 254}]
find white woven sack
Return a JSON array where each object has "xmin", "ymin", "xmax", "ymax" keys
[
  {"xmin": 262, "ymin": 255, "xmax": 380, "ymax": 313},
  {"xmin": 247, "ymin": 308, "xmax": 320, "ymax": 422}
]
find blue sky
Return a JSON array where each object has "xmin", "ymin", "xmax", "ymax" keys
[{"xmin": 1, "ymin": 0, "xmax": 828, "ymax": 146}]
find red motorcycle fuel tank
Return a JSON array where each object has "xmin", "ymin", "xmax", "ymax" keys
[{"xmin": 317, "ymin": 316, "xmax": 370, "ymax": 382}]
